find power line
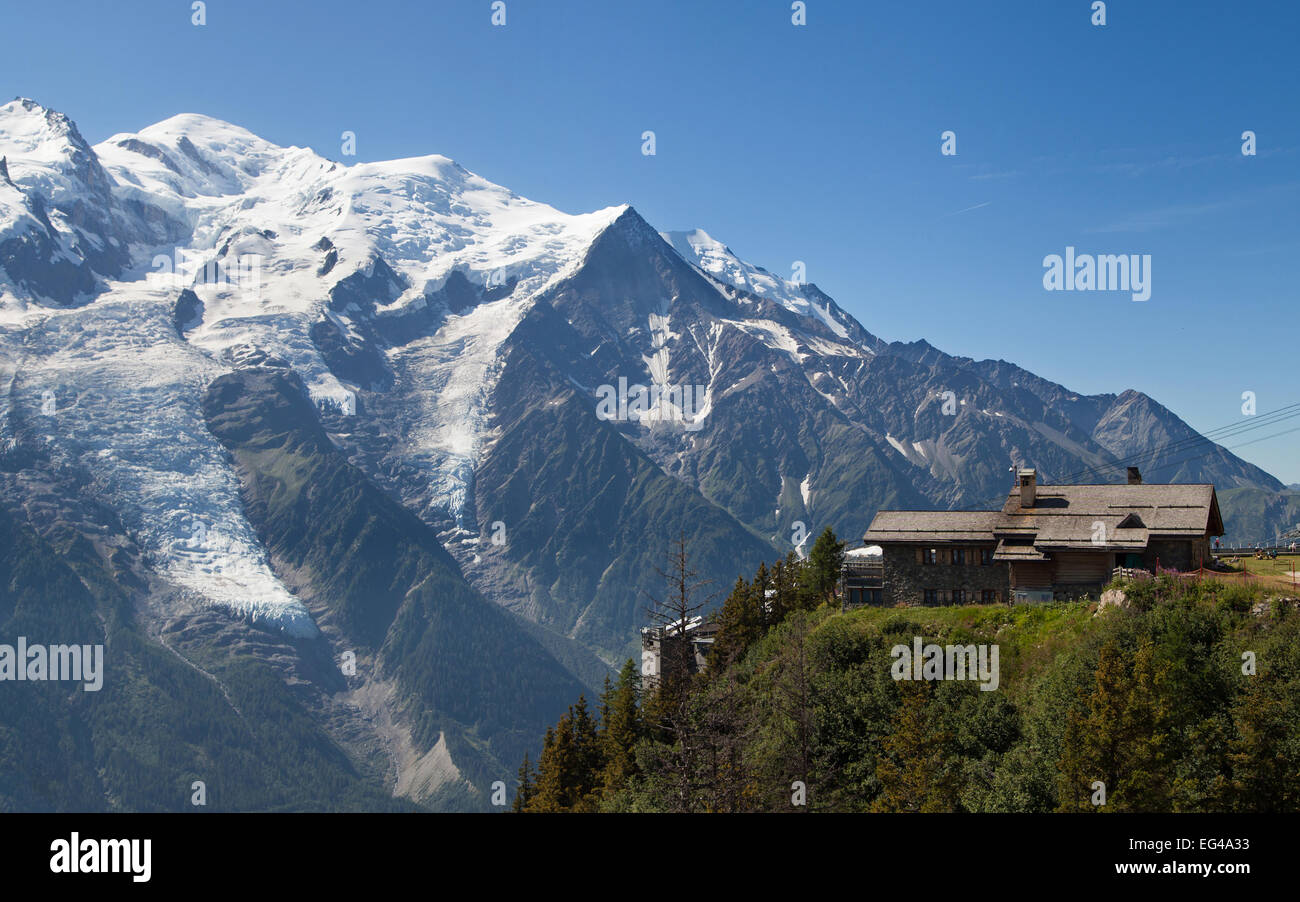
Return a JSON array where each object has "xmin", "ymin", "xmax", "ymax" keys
[
  {"xmin": 1056, "ymin": 403, "xmax": 1300, "ymax": 482},
  {"xmin": 964, "ymin": 404, "xmax": 1300, "ymax": 511},
  {"xmin": 1129, "ymin": 423, "xmax": 1300, "ymax": 481},
  {"xmin": 1052, "ymin": 403, "xmax": 1300, "ymax": 486}
]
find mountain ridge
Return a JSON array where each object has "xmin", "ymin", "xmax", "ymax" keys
[{"xmin": 1, "ymin": 99, "xmax": 1294, "ymax": 809}]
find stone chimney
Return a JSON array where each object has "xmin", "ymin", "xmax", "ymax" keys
[
  {"xmin": 1018, "ymin": 468, "xmax": 1037, "ymax": 508},
  {"xmin": 1127, "ymin": 466, "xmax": 1142, "ymax": 485}
]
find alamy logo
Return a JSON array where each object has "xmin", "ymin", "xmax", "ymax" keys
[
  {"xmin": 49, "ymin": 833, "xmax": 150, "ymax": 883},
  {"xmin": 890, "ymin": 637, "xmax": 1000, "ymax": 691},
  {"xmin": 0, "ymin": 637, "xmax": 103, "ymax": 691},
  {"xmin": 595, "ymin": 377, "xmax": 709, "ymax": 432},
  {"xmin": 1042, "ymin": 247, "xmax": 1151, "ymax": 302}
]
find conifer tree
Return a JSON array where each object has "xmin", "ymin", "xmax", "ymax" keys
[
  {"xmin": 713, "ymin": 575, "xmax": 763, "ymax": 666},
  {"xmin": 1225, "ymin": 668, "xmax": 1300, "ymax": 811},
  {"xmin": 753, "ymin": 561, "xmax": 772, "ymax": 628},
  {"xmin": 528, "ymin": 718, "xmax": 574, "ymax": 812},
  {"xmin": 694, "ymin": 670, "xmax": 754, "ymax": 812},
  {"xmin": 599, "ymin": 658, "xmax": 643, "ymax": 795},
  {"xmin": 1057, "ymin": 643, "xmax": 1127, "ymax": 811},
  {"xmin": 769, "ymin": 613, "xmax": 817, "ymax": 809},
  {"xmin": 872, "ymin": 681, "xmax": 959, "ymax": 812},
  {"xmin": 1056, "ymin": 640, "xmax": 1174, "ymax": 811},
  {"xmin": 803, "ymin": 526, "xmax": 845, "ymax": 607},
  {"xmin": 569, "ymin": 695, "xmax": 604, "ymax": 811},
  {"xmin": 768, "ymin": 558, "xmax": 797, "ymax": 624},
  {"xmin": 1118, "ymin": 640, "xmax": 1174, "ymax": 809},
  {"xmin": 512, "ymin": 753, "xmax": 536, "ymax": 812}
]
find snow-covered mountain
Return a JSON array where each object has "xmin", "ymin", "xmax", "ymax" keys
[
  {"xmin": 0, "ymin": 99, "xmax": 1289, "ymax": 810},
  {"xmin": 1, "ymin": 98, "xmax": 627, "ymax": 637}
]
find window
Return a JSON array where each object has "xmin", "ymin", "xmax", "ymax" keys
[
  {"xmin": 922, "ymin": 547, "xmax": 938, "ymax": 565},
  {"xmin": 980, "ymin": 547, "xmax": 995, "ymax": 566},
  {"xmin": 952, "ymin": 588, "xmax": 965, "ymax": 604},
  {"xmin": 923, "ymin": 589, "xmax": 937, "ymax": 605},
  {"xmin": 981, "ymin": 589, "xmax": 998, "ymax": 603},
  {"xmin": 953, "ymin": 548, "xmax": 966, "ymax": 565}
]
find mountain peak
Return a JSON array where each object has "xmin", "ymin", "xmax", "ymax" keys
[
  {"xmin": 661, "ymin": 226, "xmax": 855, "ymax": 341},
  {"xmin": 95, "ymin": 112, "xmax": 304, "ymax": 195},
  {"xmin": 4, "ymin": 97, "xmax": 89, "ymax": 145},
  {"xmin": 0, "ymin": 98, "xmax": 103, "ymax": 187},
  {"xmin": 662, "ymin": 225, "xmax": 800, "ymax": 296},
  {"xmin": 130, "ymin": 113, "xmax": 286, "ymax": 162},
  {"xmin": 663, "ymin": 227, "xmax": 730, "ymax": 255}
]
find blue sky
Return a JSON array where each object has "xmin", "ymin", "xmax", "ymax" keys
[{"xmin": 5, "ymin": 0, "xmax": 1298, "ymax": 480}]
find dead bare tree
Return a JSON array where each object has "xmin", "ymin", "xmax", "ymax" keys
[
  {"xmin": 770, "ymin": 611, "xmax": 816, "ymax": 811},
  {"xmin": 641, "ymin": 530, "xmax": 713, "ymax": 812}
]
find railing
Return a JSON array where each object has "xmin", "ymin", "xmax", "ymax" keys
[
  {"xmin": 842, "ymin": 562, "xmax": 883, "ymax": 591},
  {"xmin": 843, "ymin": 560, "xmax": 884, "ymax": 572}
]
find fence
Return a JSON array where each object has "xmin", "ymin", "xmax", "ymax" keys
[{"xmin": 1112, "ymin": 564, "xmax": 1297, "ymax": 588}]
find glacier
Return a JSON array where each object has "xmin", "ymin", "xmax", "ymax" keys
[{"xmin": 0, "ymin": 98, "xmax": 909, "ymax": 637}]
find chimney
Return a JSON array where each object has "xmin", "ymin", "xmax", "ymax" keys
[
  {"xmin": 1018, "ymin": 468, "xmax": 1037, "ymax": 508},
  {"xmin": 1127, "ymin": 466, "xmax": 1142, "ymax": 485}
]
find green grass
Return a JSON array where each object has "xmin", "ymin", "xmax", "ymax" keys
[
  {"xmin": 1211, "ymin": 553, "xmax": 1300, "ymax": 591},
  {"xmin": 815, "ymin": 601, "xmax": 1098, "ymax": 697}
]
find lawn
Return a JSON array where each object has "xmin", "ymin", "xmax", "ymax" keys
[{"xmin": 1212, "ymin": 552, "xmax": 1300, "ymax": 591}]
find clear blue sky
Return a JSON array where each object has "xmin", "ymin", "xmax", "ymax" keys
[{"xmin": 5, "ymin": 0, "xmax": 1298, "ymax": 481}]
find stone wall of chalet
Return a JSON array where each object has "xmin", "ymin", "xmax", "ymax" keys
[
  {"xmin": 1141, "ymin": 538, "xmax": 1209, "ymax": 572},
  {"xmin": 881, "ymin": 543, "xmax": 1010, "ymax": 606}
]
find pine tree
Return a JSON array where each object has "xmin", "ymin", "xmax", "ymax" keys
[
  {"xmin": 512, "ymin": 753, "xmax": 536, "ymax": 812},
  {"xmin": 569, "ymin": 695, "xmax": 603, "ymax": 811},
  {"xmin": 1056, "ymin": 640, "xmax": 1174, "ymax": 811},
  {"xmin": 1119, "ymin": 640, "xmax": 1174, "ymax": 809},
  {"xmin": 769, "ymin": 613, "xmax": 817, "ymax": 810},
  {"xmin": 528, "ymin": 717, "xmax": 575, "ymax": 812},
  {"xmin": 872, "ymin": 681, "xmax": 959, "ymax": 812},
  {"xmin": 1057, "ymin": 643, "xmax": 1127, "ymax": 811},
  {"xmin": 1224, "ymin": 669, "xmax": 1300, "ymax": 811},
  {"xmin": 712, "ymin": 575, "xmax": 764, "ymax": 666},
  {"xmin": 753, "ymin": 561, "xmax": 772, "ymax": 628},
  {"xmin": 695, "ymin": 670, "xmax": 754, "ymax": 812},
  {"xmin": 803, "ymin": 526, "xmax": 845, "ymax": 608},
  {"xmin": 599, "ymin": 658, "xmax": 642, "ymax": 795},
  {"xmin": 769, "ymin": 557, "xmax": 799, "ymax": 624}
]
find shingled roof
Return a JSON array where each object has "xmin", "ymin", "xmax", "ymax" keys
[
  {"xmin": 859, "ymin": 510, "xmax": 1004, "ymax": 543},
  {"xmin": 863, "ymin": 481, "xmax": 1223, "ymax": 553}
]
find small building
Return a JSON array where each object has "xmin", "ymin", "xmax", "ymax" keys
[
  {"xmin": 859, "ymin": 467, "xmax": 1224, "ymax": 605},
  {"xmin": 640, "ymin": 616, "xmax": 718, "ymax": 687}
]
